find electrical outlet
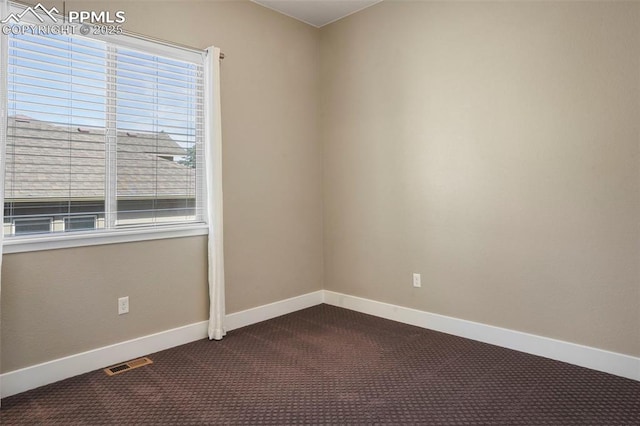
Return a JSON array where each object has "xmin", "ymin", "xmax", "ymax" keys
[
  {"xmin": 413, "ymin": 273, "xmax": 421, "ymax": 288},
  {"xmin": 118, "ymin": 296, "xmax": 129, "ymax": 315}
]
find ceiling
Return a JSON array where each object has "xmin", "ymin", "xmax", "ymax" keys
[{"xmin": 251, "ymin": 0, "xmax": 383, "ymax": 28}]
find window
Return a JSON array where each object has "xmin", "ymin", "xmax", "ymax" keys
[
  {"xmin": 1, "ymin": 6, "xmax": 206, "ymax": 244},
  {"xmin": 13, "ymin": 217, "xmax": 52, "ymax": 235},
  {"xmin": 64, "ymin": 215, "xmax": 97, "ymax": 232}
]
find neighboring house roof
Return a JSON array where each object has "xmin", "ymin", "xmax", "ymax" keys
[{"xmin": 5, "ymin": 116, "xmax": 197, "ymax": 201}]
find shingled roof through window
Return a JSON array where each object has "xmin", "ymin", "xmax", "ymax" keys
[{"xmin": 4, "ymin": 117, "xmax": 197, "ymax": 201}]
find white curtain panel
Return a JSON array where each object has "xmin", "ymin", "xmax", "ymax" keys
[{"xmin": 205, "ymin": 46, "xmax": 226, "ymax": 341}]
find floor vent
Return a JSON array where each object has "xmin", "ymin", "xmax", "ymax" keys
[{"xmin": 104, "ymin": 357, "xmax": 153, "ymax": 376}]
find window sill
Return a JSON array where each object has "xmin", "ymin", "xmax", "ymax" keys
[{"xmin": 2, "ymin": 224, "xmax": 209, "ymax": 254}]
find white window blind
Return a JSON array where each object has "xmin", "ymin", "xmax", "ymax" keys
[{"xmin": 2, "ymin": 25, "xmax": 205, "ymax": 238}]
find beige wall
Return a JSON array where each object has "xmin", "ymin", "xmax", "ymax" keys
[
  {"xmin": 1, "ymin": 237, "xmax": 209, "ymax": 372},
  {"xmin": 321, "ymin": 1, "xmax": 640, "ymax": 357},
  {"xmin": 1, "ymin": 1, "xmax": 323, "ymax": 372}
]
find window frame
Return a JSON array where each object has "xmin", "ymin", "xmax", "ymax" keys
[
  {"xmin": 0, "ymin": 2, "xmax": 210, "ymax": 253},
  {"xmin": 3, "ymin": 223, "xmax": 208, "ymax": 254},
  {"xmin": 63, "ymin": 214, "xmax": 98, "ymax": 232},
  {"xmin": 12, "ymin": 216, "xmax": 53, "ymax": 236}
]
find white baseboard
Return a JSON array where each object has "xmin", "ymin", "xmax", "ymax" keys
[
  {"xmin": 225, "ymin": 290, "xmax": 324, "ymax": 332},
  {"xmin": 3, "ymin": 288, "xmax": 637, "ymax": 398},
  {"xmin": 323, "ymin": 290, "xmax": 640, "ymax": 382},
  {"xmin": 0, "ymin": 320, "xmax": 209, "ymax": 399},
  {"xmin": 0, "ymin": 290, "xmax": 324, "ymax": 398}
]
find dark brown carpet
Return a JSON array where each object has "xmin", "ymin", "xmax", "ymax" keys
[{"xmin": 2, "ymin": 304, "xmax": 639, "ymax": 425}]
